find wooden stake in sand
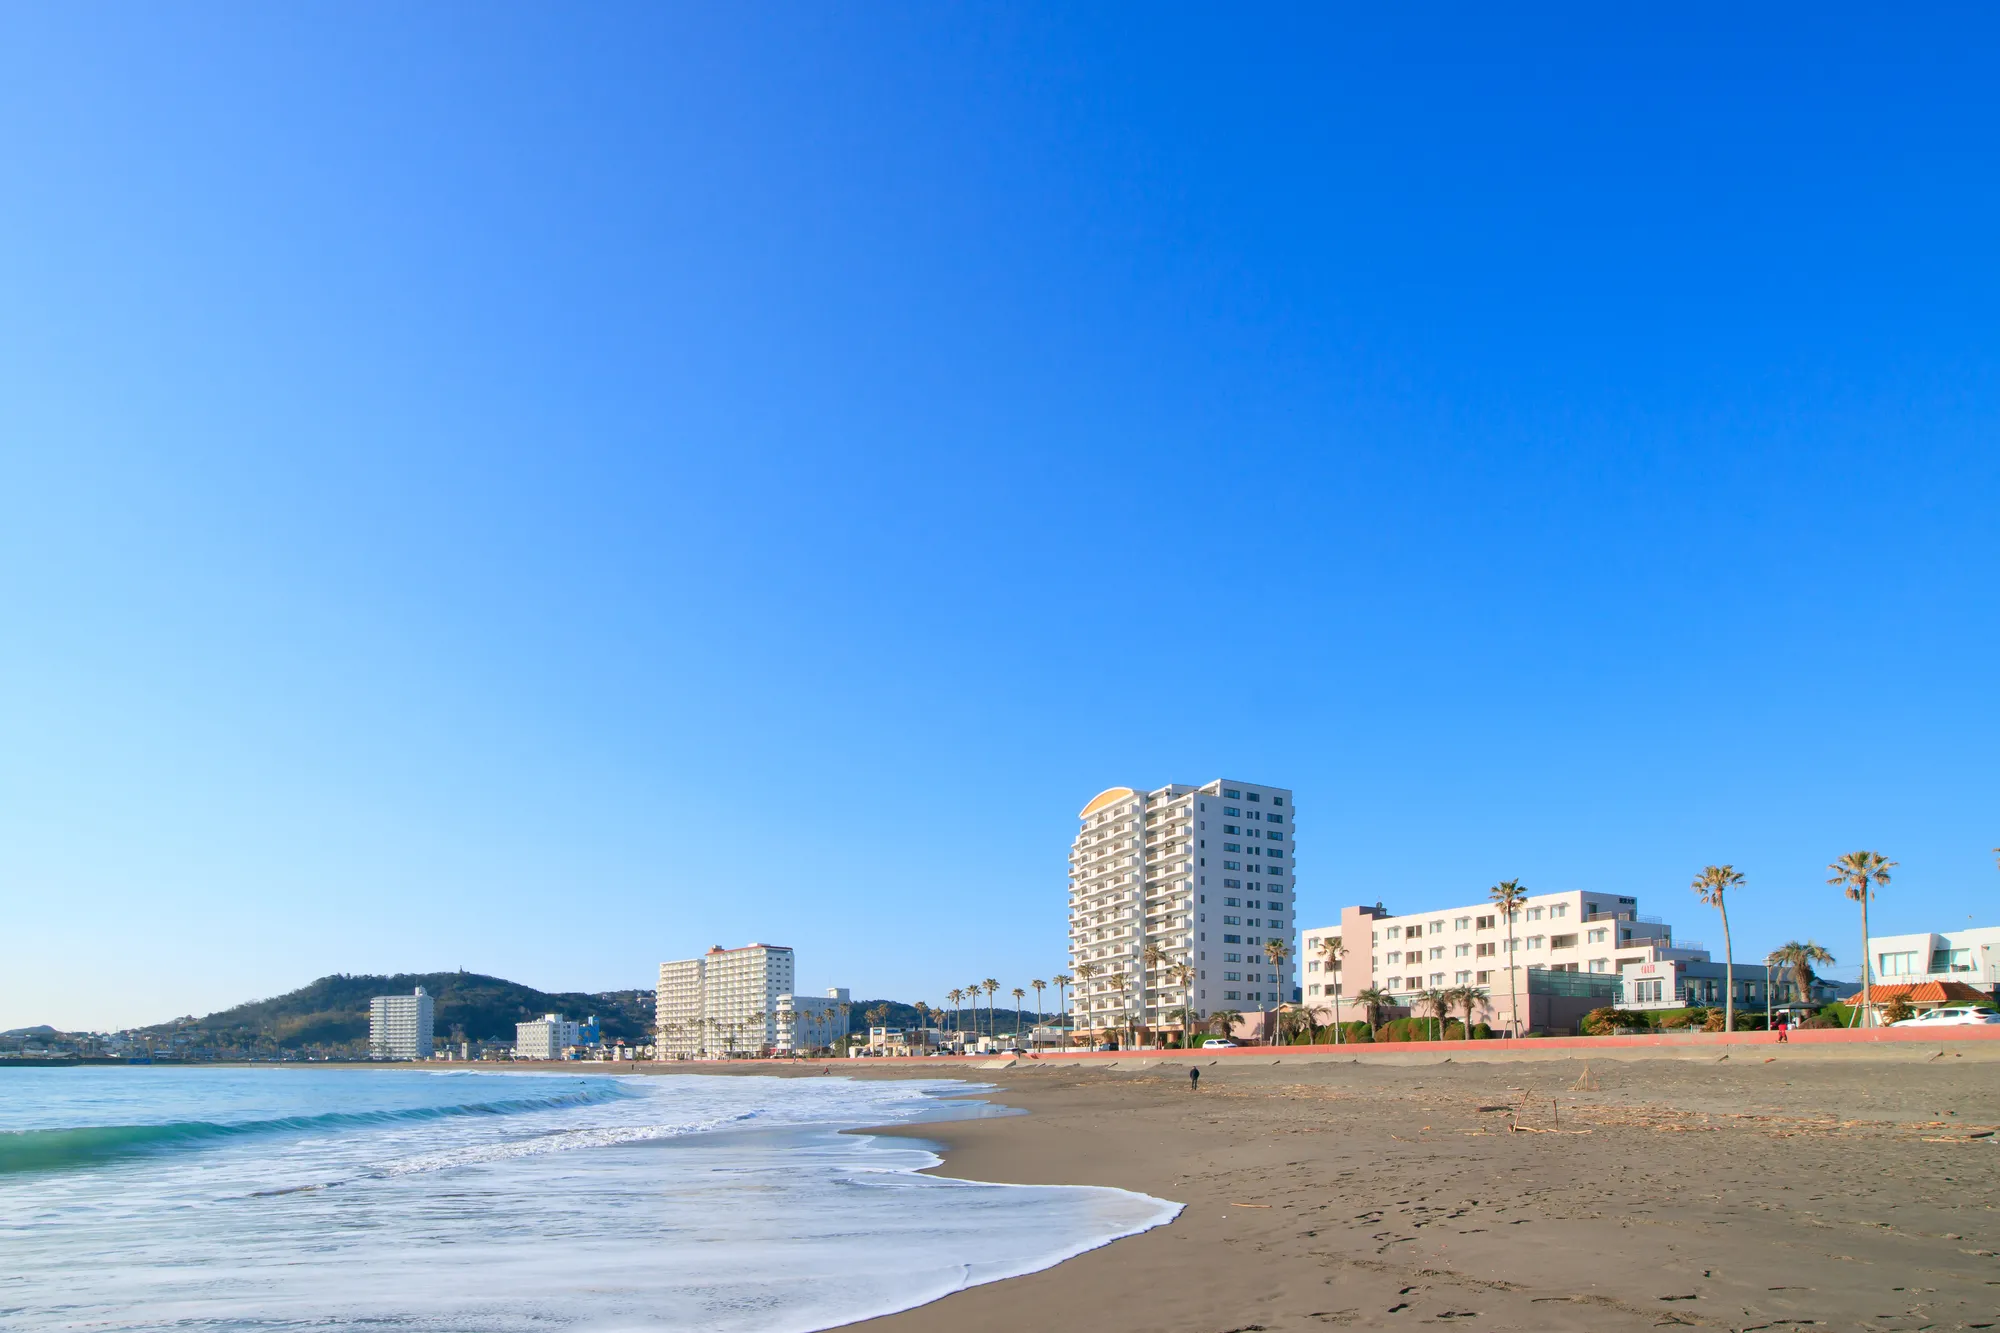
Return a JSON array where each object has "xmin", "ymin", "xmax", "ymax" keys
[{"xmin": 1571, "ymin": 1063, "xmax": 1599, "ymax": 1092}]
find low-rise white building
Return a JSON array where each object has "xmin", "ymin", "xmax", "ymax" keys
[
  {"xmin": 776, "ymin": 987, "xmax": 849, "ymax": 1054},
  {"xmin": 368, "ymin": 987, "xmax": 435, "ymax": 1061},
  {"xmin": 515, "ymin": 1013, "xmax": 594, "ymax": 1060},
  {"xmin": 1868, "ymin": 925, "xmax": 2000, "ymax": 995}
]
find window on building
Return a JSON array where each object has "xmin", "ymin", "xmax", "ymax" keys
[
  {"xmin": 1430, "ymin": 972, "xmax": 1445, "ymax": 986},
  {"xmin": 1223, "ymin": 934, "xmax": 1241, "ymax": 944},
  {"xmin": 1454, "ymin": 970, "xmax": 1471, "ymax": 984},
  {"xmin": 1526, "ymin": 907, "xmax": 1544, "ymax": 921},
  {"xmin": 1272, "ymin": 797, "xmax": 1284, "ymax": 806},
  {"xmin": 1476, "ymin": 942, "xmax": 1495, "ymax": 957},
  {"xmin": 1550, "ymin": 904, "xmax": 1568, "ymax": 918},
  {"xmin": 1476, "ymin": 915, "xmax": 1495, "ymax": 930},
  {"xmin": 1386, "ymin": 951, "xmax": 1402, "ymax": 965},
  {"xmin": 1454, "ymin": 916, "xmax": 1470, "ymax": 930},
  {"xmin": 1404, "ymin": 926, "xmax": 1422, "ymax": 940},
  {"xmin": 1454, "ymin": 943, "xmax": 1470, "ymax": 957},
  {"xmin": 1587, "ymin": 928, "xmax": 1608, "ymax": 944},
  {"xmin": 1878, "ymin": 951, "xmax": 1919, "ymax": 976},
  {"xmin": 1429, "ymin": 946, "xmax": 1444, "ymax": 960},
  {"xmin": 1475, "ymin": 970, "xmax": 1491, "ymax": 984},
  {"xmin": 1550, "ymin": 934, "xmax": 1576, "ymax": 949}
]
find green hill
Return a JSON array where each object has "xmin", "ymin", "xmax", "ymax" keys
[{"xmin": 145, "ymin": 972, "xmax": 654, "ymax": 1049}]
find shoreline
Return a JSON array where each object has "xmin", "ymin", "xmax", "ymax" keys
[
  {"xmin": 828, "ymin": 1045, "xmax": 2000, "ymax": 1332},
  {"xmin": 18, "ymin": 1054, "xmax": 1997, "ymax": 1328}
]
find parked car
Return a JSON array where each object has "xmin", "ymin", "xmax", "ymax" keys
[
  {"xmin": 1890, "ymin": 1006, "xmax": 2000, "ymax": 1027},
  {"xmin": 1200, "ymin": 1038, "xmax": 1238, "ymax": 1048}
]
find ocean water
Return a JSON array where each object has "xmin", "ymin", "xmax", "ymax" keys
[{"xmin": 0, "ymin": 1067, "xmax": 1178, "ymax": 1331}]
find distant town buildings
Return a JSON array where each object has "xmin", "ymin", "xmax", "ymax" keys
[
  {"xmin": 657, "ymin": 944, "xmax": 846, "ymax": 1059},
  {"xmin": 368, "ymin": 987, "xmax": 434, "ymax": 1060},
  {"xmin": 1069, "ymin": 779, "xmax": 1296, "ymax": 1038},
  {"xmin": 514, "ymin": 1013, "xmax": 598, "ymax": 1060}
]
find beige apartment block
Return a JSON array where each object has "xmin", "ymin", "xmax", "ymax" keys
[{"xmin": 1069, "ymin": 779, "xmax": 1296, "ymax": 1038}]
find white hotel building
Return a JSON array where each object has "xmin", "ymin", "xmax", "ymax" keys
[
  {"xmin": 657, "ymin": 944, "xmax": 849, "ymax": 1059},
  {"xmin": 1069, "ymin": 779, "xmax": 1296, "ymax": 1036},
  {"xmin": 368, "ymin": 987, "xmax": 435, "ymax": 1061}
]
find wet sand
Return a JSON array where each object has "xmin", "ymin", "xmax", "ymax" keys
[{"xmin": 826, "ymin": 1046, "xmax": 2000, "ymax": 1332}]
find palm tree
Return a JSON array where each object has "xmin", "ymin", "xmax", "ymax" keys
[
  {"xmin": 1315, "ymin": 934, "xmax": 1345, "ymax": 1044},
  {"xmin": 982, "ymin": 978, "xmax": 1000, "ymax": 1038},
  {"xmin": 1828, "ymin": 851, "xmax": 1895, "ymax": 1027},
  {"xmin": 1051, "ymin": 972, "xmax": 1072, "ymax": 1030},
  {"xmin": 1690, "ymin": 865, "xmax": 1745, "ymax": 1032},
  {"xmin": 1142, "ymin": 941, "xmax": 1165, "ymax": 1010},
  {"xmin": 1489, "ymin": 880, "xmax": 1528, "ymax": 1036},
  {"xmin": 1767, "ymin": 941, "xmax": 1835, "ymax": 1010},
  {"xmin": 1074, "ymin": 962, "xmax": 1100, "ymax": 1037},
  {"xmin": 947, "ymin": 987, "xmax": 964, "ymax": 1033},
  {"xmin": 1417, "ymin": 988, "xmax": 1451, "ymax": 1041},
  {"xmin": 1010, "ymin": 988, "xmax": 1026, "ymax": 1039},
  {"xmin": 1352, "ymin": 985, "xmax": 1392, "ymax": 1034},
  {"xmin": 1165, "ymin": 1005, "xmax": 1200, "ymax": 1047},
  {"xmin": 966, "ymin": 982, "xmax": 982, "ymax": 1036},
  {"xmin": 1207, "ymin": 1008, "xmax": 1243, "ymax": 1042},
  {"xmin": 1262, "ymin": 939, "xmax": 1291, "ymax": 1044},
  {"xmin": 1030, "ymin": 978, "xmax": 1047, "ymax": 1024},
  {"xmin": 1106, "ymin": 973, "xmax": 1133, "ymax": 1046},
  {"xmin": 1167, "ymin": 961, "xmax": 1195, "ymax": 1033},
  {"xmin": 1443, "ymin": 983, "xmax": 1482, "ymax": 1038}
]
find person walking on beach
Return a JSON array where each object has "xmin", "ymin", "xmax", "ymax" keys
[{"xmin": 1188, "ymin": 1066, "xmax": 1200, "ymax": 1092}]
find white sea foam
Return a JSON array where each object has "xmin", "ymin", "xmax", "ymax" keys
[{"xmin": 0, "ymin": 1068, "xmax": 1179, "ymax": 1332}]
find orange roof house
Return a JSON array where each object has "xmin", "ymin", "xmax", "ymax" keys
[{"xmin": 1863, "ymin": 980, "xmax": 1992, "ymax": 1008}]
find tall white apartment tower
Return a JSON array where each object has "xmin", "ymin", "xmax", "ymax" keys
[
  {"xmin": 654, "ymin": 944, "xmax": 797, "ymax": 1059},
  {"xmin": 368, "ymin": 986, "xmax": 435, "ymax": 1060},
  {"xmin": 1068, "ymin": 779, "xmax": 1297, "ymax": 1036}
]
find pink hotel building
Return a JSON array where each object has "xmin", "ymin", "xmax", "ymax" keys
[{"xmin": 1300, "ymin": 888, "xmax": 1707, "ymax": 1033}]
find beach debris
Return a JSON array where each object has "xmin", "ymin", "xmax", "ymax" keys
[
  {"xmin": 1571, "ymin": 1064, "xmax": 1599, "ymax": 1091},
  {"xmin": 1474, "ymin": 1105, "xmax": 1511, "ymax": 1113},
  {"xmin": 1229, "ymin": 1202, "xmax": 1272, "ymax": 1208}
]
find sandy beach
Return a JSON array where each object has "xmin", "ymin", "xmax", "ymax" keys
[{"xmin": 798, "ymin": 1044, "xmax": 2000, "ymax": 1333}]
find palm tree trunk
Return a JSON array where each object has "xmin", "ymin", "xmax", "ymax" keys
[
  {"xmin": 1506, "ymin": 920, "xmax": 1520, "ymax": 1037},
  {"xmin": 1721, "ymin": 899, "xmax": 1734, "ymax": 1034},
  {"xmin": 1859, "ymin": 893, "xmax": 1872, "ymax": 1029}
]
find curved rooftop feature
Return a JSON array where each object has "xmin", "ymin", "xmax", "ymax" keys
[{"xmin": 1079, "ymin": 786, "xmax": 1136, "ymax": 819}]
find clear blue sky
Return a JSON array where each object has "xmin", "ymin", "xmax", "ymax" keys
[{"xmin": 4, "ymin": 6, "xmax": 1996, "ymax": 1031}]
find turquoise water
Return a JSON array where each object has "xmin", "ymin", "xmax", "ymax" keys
[{"xmin": 0, "ymin": 1067, "xmax": 1178, "ymax": 1331}]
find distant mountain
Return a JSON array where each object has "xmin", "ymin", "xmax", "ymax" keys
[
  {"xmin": 2, "ymin": 1025, "xmax": 60, "ymax": 1039},
  {"xmin": 141, "ymin": 972, "xmax": 655, "ymax": 1048}
]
